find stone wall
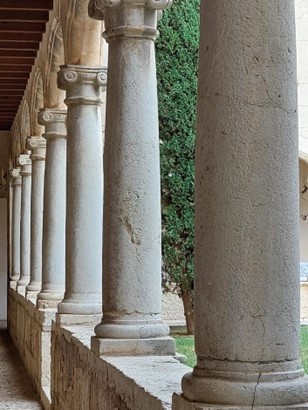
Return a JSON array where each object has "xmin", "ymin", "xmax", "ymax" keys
[
  {"xmin": 8, "ymin": 288, "xmax": 55, "ymax": 409},
  {"xmin": 51, "ymin": 320, "xmax": 188, "ymax": 410},
  {"xmin": 162, "ymin": 292, "xmax": 185, "ymax": 327}
]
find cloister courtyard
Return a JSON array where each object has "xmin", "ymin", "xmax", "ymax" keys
[{"xmin": 1, "ymin": 0, "xmax": 308, "ymax": 409}]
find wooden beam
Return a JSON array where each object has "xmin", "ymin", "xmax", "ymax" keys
[
  {"xmin": 0, "ymin": 97, "xmax": 22, "ymax": 101},
  {"xmin": 0, "ymin": 32, "xmax": 42, "ymax": 42},
  {"xmin": 0, "ymin": 57, "xmax": 35, "ymax": 65},
  {"xmin": 0, "ymin": 65, "xmax": 31, "ymax": 71},
  {"xmin": 0, "ymin": 50, "xmax": 37, "ymax": 58},
  {"xmin": 0, "ymin": 41, "xmax": 39, "ymax": 50},
  {"xmin": 0, "ymin": 22, "xmax": 46, "ymax": 33},
  {"xmin": 0, "ymin": 10, "xmax": 49, "ymax": 22},
  {"xmin": 0, "ymin": 78, "xmax": 28, "ymax": 83},
  {"xmin": 0, "ymin": 79, "xmax": 26, "ymax": 85},
  {"xmin": 0, "ymin": 90, "xmax": 23, "ymax": 96},
  {"xmin": 0, "ymin": 0, "xmax": 53, "ymax": 10},
  {"xmin": 0, "ymin": 72, "xmax": 29, "ymax": 79}
]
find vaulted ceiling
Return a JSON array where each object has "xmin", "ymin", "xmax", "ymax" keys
[{"xmin": 0, "ymin": 0, "xmax": 53, "ymax": 131}]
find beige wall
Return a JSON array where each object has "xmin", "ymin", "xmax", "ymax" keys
[
  {"xmin": 0, "ymin": 199, "xmax": 7, "ymax": 320},
  {"xmin": 296, "ymin": 0, "xmax": 308, "ymax": 157},
  {"xmin": 0, "ymin": 131, "xmax": 9, "ymax": 320},
  {"xmin": 300, "ymin": 160, "xmax": 308, "ymax": 265}
]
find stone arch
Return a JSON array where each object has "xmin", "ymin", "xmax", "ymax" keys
[
  {"xmin": 60, "ymin": 0, "xmax": 103, "ymax": 66},
  {"xmin": 44, "ymin": 17, "xmax": 66, "ymax": 108},
  {"xmin": 20, "ymin": 100, "xmax": 31, "ymax": 152},
  {"xmin": 11, "ymin": 121, "xmax": 21, "ymax": 164},
  {"xmin": 30, "ymin": 68, "xmax": 44, "ymax": 136}
]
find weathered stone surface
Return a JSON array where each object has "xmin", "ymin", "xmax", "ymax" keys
[
  {"xmin": 173, "ymin": 394, "xmax": 308, "ymax": 410},
  {"xmin": 37, "ymin": 109, "xmax": 67, "ymax": 308},
  {"xmin": 177, "ymin": 0, "xmax": 308, "ymax": 408},
  {"xmin": 26, "ymin": 136, "xmax": 46, "ymax": 298},
  {"xmin": 8, "ymin": 289, "xmax": 55, "ymax": 409},
  {"xmin": 51, "ymin": 322, "xmax": 189, "ymax": 410},
  {"xmin": 57, "ymin": 65, "xmax": 106, "ymax": 315},
  {"xmin": 17, "ymin": 153, "xmax": 32, "ymax": 294}
]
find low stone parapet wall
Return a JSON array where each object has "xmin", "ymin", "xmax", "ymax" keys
[
  {"xmin": 51, "ymin": 320, "xmax": 189, "ymax": 410},
  {"xmin": 8, "ymin": 288, "xmax": 55, "ymax": 409}
]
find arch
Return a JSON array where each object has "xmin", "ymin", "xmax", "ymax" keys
[
  {"xmin": 44, "ymin": 17, "xmax": 66, "ymax": 108},
  {"xmin": 20, "ymin": 100, "xmax": 31, "ymax": 153},
  {"xmin": 30, "ymin": 68, "xmax": 44, "ymax": 136},
  {"xmin": 60, "ymin": 0, "xmax": 103, "ymax": 66}
]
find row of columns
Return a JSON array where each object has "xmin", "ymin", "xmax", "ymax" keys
[{"xmin": 8, "ymin": 0, "xmax": 308, "ymax": 407}]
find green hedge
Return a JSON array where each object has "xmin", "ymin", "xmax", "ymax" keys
[{"xmin": 157, "ymin": 0, "xmax": 200, "ymax": 293}]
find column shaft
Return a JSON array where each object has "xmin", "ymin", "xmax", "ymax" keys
[
  {"xmin": 26, "ymin": 136, "xmax": 46, "ymax": 298},
  {"xmin": 175, "ymin": 1, "xmax": 308, "ymax": 408},
  {"xmin": 89, "ymin": 0, "xmax": 174, "ymax": 355},
  {"xmin": 37, "ymin": 110, "xmax": 67, "ymax": 308},
  {"xmin": 57, "ymin": 65, "xmax": 105, "ymax": 315},
  {"xmin": 10, "ymin": 168, "xmax": 22, "ymax": 287},
  {"xmin": 17, "ymin": 153, "xmax": 32, "ymax": 293}
]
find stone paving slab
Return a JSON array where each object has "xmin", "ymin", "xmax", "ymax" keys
[{"xmin": 0, "ymin": 321, "xmax": 42, "ymax": 410}]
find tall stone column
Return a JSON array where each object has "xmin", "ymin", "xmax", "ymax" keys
[
  {"xmin": 37, "ymin": 109, "xmax": 67, "ymax": 308},
  {"xmin": 57, "ymin": 65, "xmax": 106, "ymax": 315},
  {"xmin": 173, "ymin": 1, "xmax": 308, "ymax": 408},
  {"xmin": 89, "ymin": 0, "xmax": 175, "ymax": 356},
  {"xmin": 17, "ymin": 153, "xmax": 32, "ymax": 294},
  {"xmin": 10, "ymin": 168, "xmax": 22, "ymax": 288},
  {"xmin": 26, "ymin": 136, "xmax": 46, "ymax": 299}
]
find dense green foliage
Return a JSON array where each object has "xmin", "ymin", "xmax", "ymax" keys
[{"xmin": 156, "ymin": 0, "xmax": 200, "ymax": 293}]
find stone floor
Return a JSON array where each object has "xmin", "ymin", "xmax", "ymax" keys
[{"xmin": 0, "ymin": 321, "xmax": 42, "ymax": 410}]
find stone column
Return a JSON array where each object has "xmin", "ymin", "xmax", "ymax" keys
[
  {"xmin": 10, "ymin": 168, "xmax": 22, "ymax": 288},
  {"xmin": 57, "ymin": 65, "xmax": 106, "ymax": 315},
  {"xmin": 26, "ymin": 136, "xmax": 46, "ymax": 299},
  {"xmin": 17, "ymin": 153, "xmax": 32, "ymax": 294},
  {"xmin": 37, "ymin": 109, "xmax": 67, "ymax": 308},
  {"xmin": 173, "ymin": 1, "xmax": 308, "ymax": 408},
  {"xmin": 89, "ymin": 0, "xmax": 174, "ymax": 356}
]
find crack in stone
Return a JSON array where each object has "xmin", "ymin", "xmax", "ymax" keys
[{"xmin": 251, "ymin": 370, "xmax": 262, "ymax": 410}]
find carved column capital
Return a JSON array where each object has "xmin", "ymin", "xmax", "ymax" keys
[
  {"xmin": 26, "ymin": 136, "xmax": 46, "ymax": 161},
  {"xmin": 89, "ymin": 0, "xmax": 172, "ymax": 41},
  {"xmin": 17, "ymin": 153, "xmax": 32, "ymax": 176},
  {"xmin": 10, "ymin": 168, "xmax": 22, "ymax": 186},
  {"xmin": 57, "ymin": 65, "xmax": 107, "ymax": 106},
  {"xmin": 38, "ymin": 109, "xmax": 67, "ymax": 140},
  {"xmin": 89, "ymin": 0, "xmax": 172, "ymax": 18}
]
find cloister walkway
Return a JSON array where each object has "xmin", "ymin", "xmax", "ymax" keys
[{"xmin": 0, "ymin": 321, "xmax": 42, "ymax": 410}]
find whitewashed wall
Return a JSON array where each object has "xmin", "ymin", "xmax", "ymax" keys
[{"xmin": 296, "ymin": 0, "xmax": 308, "ymax": 157}]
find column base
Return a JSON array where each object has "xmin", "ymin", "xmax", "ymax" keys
[
  {"xmin": 95, "ymin": 318, "xmax": 170, "ymax": 339},
  {"xmin": 91, "ymin": 335, "xmax": 176, "ymax": 356},
  {"xmin": 26, "ymin": 282, "xmax": 41, "ymax": 292},
  {"xmin": 180, "ymin": 366, "xmax": 308, "ymax": 407},
  {"xmin": 55, "ymin": 313, "xmax": 101, "ymax": 326},
  {"xmin": 9, "ymin": 280, "xmax": 17, "ymax": 289},
  {"xmin": 16, "ymin": 285, "xmax": 26, "ymax": 294},
  {"xmin": 37, "ymin": 288, "xmax": 64, "ymax": 309},
  {"xmin": 173, "ymin": 394, "xmax": 308, "ymax": 409},
  {"xmin": 57, "ymin": 295, "xmax": 102, "ymax": 315},
  {"xmin": 26, "ymin": 290, "xmax": 39, "ymax": 300}
]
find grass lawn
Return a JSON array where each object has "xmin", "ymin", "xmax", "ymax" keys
[{"xmin": 175, "ymin": 326, "xmax": 308, "ymax": 371}]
